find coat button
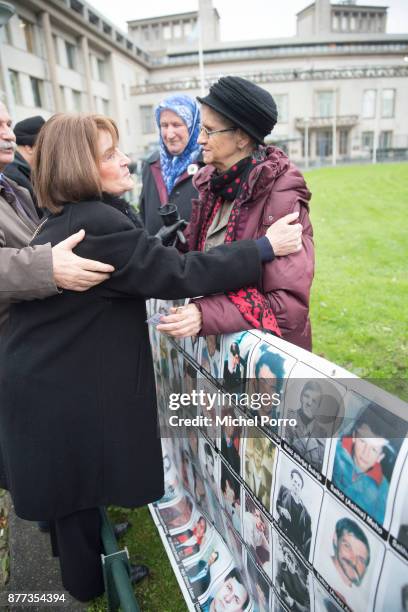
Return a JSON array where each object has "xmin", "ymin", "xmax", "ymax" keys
[{"xmin": 268, "ymin": 215, "xmax": 273, "ymax": 222}]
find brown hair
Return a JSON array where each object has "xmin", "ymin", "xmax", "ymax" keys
[{"xmin": 32, "ymin": 113, "xmax": 119, "ymax": 213}]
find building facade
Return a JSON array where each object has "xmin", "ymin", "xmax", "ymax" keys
[{"xmin": 0, "ymin": 0, "xmax": 407, "ymax": 165}]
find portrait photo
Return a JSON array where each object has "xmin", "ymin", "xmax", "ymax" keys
[
  {"xmin": 157, "ymin": 494, "xmax": 194, "ymax": 531},
  {"xmin": 313, "ymin": 578, "xmax": 343, "ymax": 612},
  {"xmin": 199, "ymin": 566, "xmax": 252, "ymax": 612},
  {"xmin": 282, "ymin": 366, "xmax": 345, "ymax": 474},
  {"xmin": 221, "ymin": 331, "xmax": 255, "ymax": 395},
  {"xmin": 245, "ymin": 551, "xmax": 271, "ymax": 612},
  {"xmin": 244, "ymin": 429, "xmax": 277, "ymax": 509},
  {"xmin": 328, "ymin": 397, "xmax": 408, "ymax": 527},
  {"xmin": 221, "ymin": 463, "xmax": 242, "ymax": 534},
  {"xmin": 243, "ymin": 492, "xmax": 271, "ymax": 576},
  {"xmin": 272, "ymin": 452, "xmax": 324, "ymax": 562},
  {"xmin": 171, "ymin": 514, "xmax": 212, "ymax": 561},
  {"xmin": 222, "ymin": 511, "xmax": 244, "ymax": 571},
  {"xmin": 184, "ymin": 532, "xmax": 232, "ymax": 600},
  {"xmin": 201, "ymin": 334, "xmax": 222, "ymax": 381},
  {"xmin": 314, "ymin": 496, "xmax": 385, "ymax": 612},
  {"xmin": 198, "ymin": 436, "xmax": 220, "ymax": 497},
  {"xmin": 220, "ymin": 404, "xmax": 243, "ymax": 475},
  {"xmin": 168, "ymin": 344, "xmax": 183, "ymax": 395},
  {"xmin": 273, "ymin": 532, "xmax": 311, "ymax": 612}
]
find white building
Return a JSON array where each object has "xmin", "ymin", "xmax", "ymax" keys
[{"xmin": 0, "ymin": 0, "xmax": 407, "ymax": 165}]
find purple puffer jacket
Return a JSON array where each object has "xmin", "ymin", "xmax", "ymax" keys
[{"xmin": 185, "ymin": 146, "xmax": 314, "ymax": 351}]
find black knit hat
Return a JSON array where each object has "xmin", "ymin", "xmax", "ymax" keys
[
  {"xmin": 14, "ymin": 115, "xmax": 45, "ymax": 146},
  {"xmin": 197, "ymin": 76, "xmax": 278, "ymax": 144}
]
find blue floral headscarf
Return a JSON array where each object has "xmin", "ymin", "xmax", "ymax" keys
[{"xmin": 155, "ymin": 94, "xmax": 201, "ymax": 195}]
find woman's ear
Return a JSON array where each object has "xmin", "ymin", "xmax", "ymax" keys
[{"xmin": 235, "ymin": 129, "xmax": 254, "ymax": 151}]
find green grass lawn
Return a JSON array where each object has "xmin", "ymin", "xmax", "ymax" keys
[{"xmin": 87, "ymin": 162, "xmax": 408, "ymax": 612}]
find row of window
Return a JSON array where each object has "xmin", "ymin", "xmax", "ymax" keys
[
  {"xmin": 332, "ymin": 11, "xmax": 384, "ymax": 33},
  {"xmin": 135, "ymin": 20, "xmax": 195, "ymax": 42},
  {"xmin": 302, "ymin": 130, "xmax": 393, "ymax": 158}
]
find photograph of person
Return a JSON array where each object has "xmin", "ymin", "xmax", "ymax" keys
[
  {"xmin": 243, "ymin": 493, "xmax": 271, "ymax": 574},
  {"xmin": 161, "ymin": 450, "xmax": 182, "ymax": 503},
  {"xmin": 185, "ymin": 533, "xmax": 232, "ymax": 600},
  {"xmin": 273, "ymin": 534, "xmax": 311, "ymax": 612},
  {"xmin": 181, "ymin": 448, "xmax": 196, "ymax": 495},
  {"xmin": 158, "ymin": 494, "xmax": 194, "ymax": 530},
  {"xmin": 183, "ymin": 333, "xmax": 201, "ymax": 362},
  {"xmin": 313, "ymin": 579, "xmax": 343, "ymax": 612},
  {"xmin": 201, "ymin": 334, "xmax": 222, "ymax": 380},
  {"xmin": 389, "ymin": 452, "xmax": 408, "ymax": 549},
  {"xmin": 221, "ymin": 405, "xmax": 242, "ymax": 475},
  {"xmin": 246, "ymin": 341, "xmax": 296, "ymax": 422},
  {"xmin": 199, "ymin": 567, "xmax": 251, "ymax": 612},
  {"xmin": 188, "ymin": 427, "xmax": 200, "ymax": 466},
  {"xmin": 199, "ymin": 437, "xmax": 219, "ymax": 496},
  {"xmin": 223, "ymin": 512, "xmax": 244, "ymax": 571},
  {"xmin": 221, "ymin": 464, "xmax": 242, "ymax": 534},
  {"xmin": 197, "ymin": 376, "xmax": 220, "ymax": 444},
  {"xmin": 169, "ymin": 345, "xmax": 183, "ymax": 395},
  {"xmin": 245, "ymin": 552, "xmax": 270, "ymax": 612},
  {"xmin": 244, "ymin": 431, "xmax": 277, "ymax": 508},
  {"xmin": 272, "ymin": 453, "xmax": 323, "ymax": 562},
  {"xmin": 221, "ymin": 332, "xmax": 254, "ymax": 395},
  {"xmin": 314, "ymin": 497, "xmax": 384, "ymax": 612},
  {"xmin": 372, "ymin": 550, "xmax": 408, "ymax": 612},
  {"xmin": 172, "ymin": 515, "xmax": 211, "ymax": 561},
  {"xmin": 330, "ymin": 400, "xmax": 407, "ymax": 525}
]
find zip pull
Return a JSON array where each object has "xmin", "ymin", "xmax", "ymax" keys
[{"xmin": 30, "ymin": 217, "xmax": 49, "ymax": 244}]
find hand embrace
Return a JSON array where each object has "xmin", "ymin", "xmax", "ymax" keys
[
  {"xmin": 156, "ymin": 303, "xmax": 202, "ymax": 337},
  {"xmin": 266, "ymin": 211, "xmax": 302, "ymax": 256}
]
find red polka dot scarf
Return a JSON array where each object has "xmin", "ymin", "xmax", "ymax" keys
[{"xmin": 197, "ymin": 155, "xmax": 281, "ymax": 336}]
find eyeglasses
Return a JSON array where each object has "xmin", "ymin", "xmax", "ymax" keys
[{"xmin": 199, "ymin": 125, "xmax": 237, "ymax": 138}]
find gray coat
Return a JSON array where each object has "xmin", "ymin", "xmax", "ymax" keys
[{"xmin": 0, "ymin": 177, "xmax": 56, "ymax": 332}]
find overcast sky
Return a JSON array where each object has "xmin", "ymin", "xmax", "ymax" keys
[{"xmin": 89, "ymin": 0, "xmax": 408, "ymax": 39}]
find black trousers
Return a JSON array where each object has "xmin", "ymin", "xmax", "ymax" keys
[{"xmin": 49, "ymin": 507, "xmax": 104, "ymax": 602}]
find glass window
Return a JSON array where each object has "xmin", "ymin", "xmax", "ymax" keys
[
  {"xmin": 332, "ymin": 14, "xmax": 339, "ymax": 30},
  {"xmin": 65, "ymin": 41, "xmax": 76, "ymax": 70},
  {"xmin": 339, "ymin": 129, "xmax": 348, "ymax": 155},
  {"xmin": 274, "ymin": 94, "xmax": 288, "ymax": 123},
  {"xmin": 72, "ymin": 90, "xmax": 81, "ymax": 112},
  {"xmin": 316, "ymin": 130, "xmax": 332, "ymax": 157},
  {"xmin": 361, "ymin": 131, "xmax": 374, "ymax": 149},
  {"xmin": 317, "ymin": 91, "xmax": 334, "ymax": 117},
  {"xmin": 142, "ymin": 27, "xmax": 149, "ymax": 41},
  {"xmin": 19, "ymin": 17, "xmax": 35, "ymax": 53},
  {"xmin": 0, "ymin": 22, "xmax": 11, "ymax": 44},
  {"xmin": 97, "ymin": 58, "xmax": 105, "ymax": 82},
  {"xmin": 140, "ymin": 105, "xmax": 154, "ymax": 134},
  {"xmin": 9, "ymin": 70, "xmax": 22, "ymax": 105},
  {"xmin": 379, "ymin": 131, "xmax": 392, "ymax": 148},
  {"xmin": 381, "ymin": 89, "xmax": 395, "ymax": 118},
  {"xmin": 362, "ymin": 89, "xmax": 376, "ymax": 118},
  {"xmin": 30, "ymin": 77, "xmax": 43, "ymax": 107},
  {"xmin": 163, "ymin": 24, "xmax": 171, "ymax": 40},
  {"xmin": 184, "ymin": 22, "xmax": 192, "ymax": 37}
]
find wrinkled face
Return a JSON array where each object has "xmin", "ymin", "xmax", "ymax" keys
[
  {"xmin": 213, "ymin": 577, "xmax": 248, "ymax": 611},
  {"xmin": 334, "ymin": 531, "xmax": 369, "ymax": 586},
  {"xmin": 300, "ymin": 388, "xmax": 321, "ymax": 419},
  {"xmin": 198, "ymin": 105, "xmax": 242, "ymax": 172},
  {"xmin": 352, "ymin": 424, "xmax": 386, "ymax": 473},
  {"xmin": 0, "ymin": 104, "xmax": 16, "ymax": 170},
  {"xmin": 98, "ymin": 130, "xmax": 133, "ymax": 196},
  {"xmin": 159, "ymin": 109, "xmax": 189, "ymax": 156}
]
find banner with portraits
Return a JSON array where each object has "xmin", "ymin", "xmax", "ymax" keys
[{"xmin": 147, "ymin": 298, "xmax": 408, "ymax": 612}]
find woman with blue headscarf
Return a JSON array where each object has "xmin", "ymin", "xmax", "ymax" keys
[{"xmin": 139, "ymin": 94, "xmax": 201, "ymax": 235}]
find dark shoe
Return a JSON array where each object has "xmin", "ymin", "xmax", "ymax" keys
[
  {"xmin": 130, "ymin": 563, "xmax": 149, "ymax": 584},
  {"xmin": 113, "ymin": 521, "xmax": 131, "ymax": 540},
  {"xmin": 37, "ymin": 521, "xmax": 50, "ymax": 533}
]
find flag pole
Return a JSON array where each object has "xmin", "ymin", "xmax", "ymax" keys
[{"xmin": 198, "ymin": 0, "xmax": 205, "ymax": 95}]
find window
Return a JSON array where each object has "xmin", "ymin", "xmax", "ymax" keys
[
  {"xmin": 274, "ymin": 94, "xmax": 288, "ymax": 123},
  {"xmin": 362, "ymin": 89, "xmax": 376, "ymax": 118},
  {"xmin": 97, "ymin": 58, "xmax": 105, "ymax": 82},
  {"xmin": 142, "ymin": 27, "xmax": 149, "ymax": 41},
  {"xmin": 317, "ymin": 91, "xmax": 334, "ymax": 117},
  {"xmin": 184, "ymin": 22, "xmax": 192, "ymax": 37},
  {"xmin": 316, "ymin": 130, "xmax": 332, "ymax": 157},
  {"xmin": 361, "ymin": 131, "xmax": 374, "ymax": 149},
  {"xmin": 102, "ymin": 99, "xmax": 109, "ymax": 115},
  {"xmin": 332, "ymin": 14, "xmax": 339, "ymax": 30},
  {"xmin": 381, "ymin": 89, "xmax": 395, "ymax": 118},
  {"xmin": 379, "ymin": 131, "xmax": 393, "ymax": 149},
  {"xmin": 173, "ymin": 24, "xmax": 181, "ymax": 38},
  {"xmin": 19, "ymin": 17, "xmax": 35, "ymax": 53},
  {"xmin": 339, "ymin": 129, "xmax": 348, "ymax": 155},
  {"xmin": 0, "ymin": 22, "xmax": 11, "ymax": 44},
  {"xmin": 30, "ymin": 77, "xmax": 43, "ymax": 107},
  {"xmin": 65, "ymin": 41, "xmax": 76, "ymax": 70},
  {"xmin": 9, "ymin": 70, "xmax": 22, "ymax": 105},
  {"xmin": 72, "ymin": 90, "xmax": 81, "ymax": 112},
  {"xmin": 140, "ymin": 105, "xmax": 154, "ymax": 134},
  {"xmin": 163, "ymin": 24, "xmax": 171, "ymax": 40}
]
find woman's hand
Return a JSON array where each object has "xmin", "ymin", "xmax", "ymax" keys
[
  {"xmin": 156, "ymin": 303, "xmax": 203, "ymax": 337},
  {"xmin": 266, "ymin": 211, "xmax": 303, "ymax": 256}
]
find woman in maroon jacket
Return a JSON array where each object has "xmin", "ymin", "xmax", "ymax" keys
[{"xmin": 157, "ymin": 76, "xmax": 314, "ymax": 351}]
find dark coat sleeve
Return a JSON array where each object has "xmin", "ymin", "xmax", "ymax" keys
[{"xmin": 68, "ymin": 202, "xmax": 262, "ymax": 301}]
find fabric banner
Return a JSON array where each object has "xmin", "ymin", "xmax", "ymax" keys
[{"xmin": 147, "ymin": 298, "xmax": 408, "ymax": 612}]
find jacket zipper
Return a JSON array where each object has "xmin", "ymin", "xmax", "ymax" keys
[{"xmin": 30, "ymin": 216, "xmax": 49, "ymax": 244}]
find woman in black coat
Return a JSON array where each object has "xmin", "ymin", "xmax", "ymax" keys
[{"xmin": 0, "ymin": 113, "xmax": 301, "ymax": 602}]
